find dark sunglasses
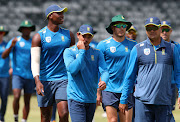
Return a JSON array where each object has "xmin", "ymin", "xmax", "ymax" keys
[
  {"xmin": 162, "ymin": 28, "xmax": 170, "ymax": 32},
  {"xmin": 146, "ymin": 26, "xmax": 159, "ymax": 31},
  {"xmin": 113, "ymin": 23, "xmax": 127, "ymax": 28}
]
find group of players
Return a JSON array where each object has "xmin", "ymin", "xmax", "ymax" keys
[{"xmin": 0, "ymin": 3, "xmax": 180, "ymax": 122}]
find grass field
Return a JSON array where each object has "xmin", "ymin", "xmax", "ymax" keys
[{"xmin": 3, "ymin": 95, "xmax": 180, "ymax": 122}]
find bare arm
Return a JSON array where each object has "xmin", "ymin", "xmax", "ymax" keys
[
  {"xmin": 31, "ymin": 33, "xmax": 44, "ymax": 96},
  {"xmin": 2, "ymin": 37, "xmax": 18, "ymax": 59},
  {"xmin": 70, "ymin": 31, "xmax": 75, "ymax": 46}
]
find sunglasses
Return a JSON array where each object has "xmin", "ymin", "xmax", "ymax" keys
[
  {"xmin": 146, "ymin": 26, "xmax": 159, "ymax": 31},
  {"xmin": 113, "ymin": 23, "xmax": 127, "ymax": 28},
  {"xmin": 127, "ymin": 31, "xmax": 137, "ymax": 35},
  {"xmin": 162, "ymin": 28, "xmax": 170, "ymax": 32}
]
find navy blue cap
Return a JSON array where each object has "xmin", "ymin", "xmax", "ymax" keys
[
  {"xmin": 78, "ymin": 24, "xmax": 94, "ymax": 36},
  {"xmin": 128, "ymin": 25, "xmax": 138, "ymax": 32},
  {"xmin": 145, "ymin": 17, "xmax": 161, "ymax": 27},
  {"xmin": 45, "ymin": 5, "xmax": 68, "ymax": 18},
  {"xmin": 161, "ymin": 21, "xmax": 171, "ymax": 28}
]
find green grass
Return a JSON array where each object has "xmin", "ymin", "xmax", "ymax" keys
[{"xmin": 3, "ymin": 95, "xmax": 180, "ymax": 122}]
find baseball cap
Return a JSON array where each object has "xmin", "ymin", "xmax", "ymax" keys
[
  {"xmin": 18, "ymin": 20, "xmax": 35, "ymax": 32},
  {"xmin": 106, "ymin": 15, "xmax": 132, "ymax": 34},
  {"xmin": 145, "ymin": 17, "xmax": 161, "ymax": 27},
  {"xmin": 78, "ymin": 24, "xmax": 94, "ymax": 36},
  {"xmin": 0, "ymin": 25, "xmax": 9, "ymax": 36},
  {"xmin": 127, "ymin": 25, "xmax": 137, "ymax": 33},
  {"xmin": 45, "ymin": 4, "xmax": 68, "ymax": 18},
  {"xmin": 161, "ymin": 21, "xmax": 171, "ymax": 28}
]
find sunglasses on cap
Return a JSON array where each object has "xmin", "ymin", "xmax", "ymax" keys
[
  {"xmin": 162, "ymin": 28, "xmax": 170, "ymax": 32},
  {"xmin": 113, "ymin": 23, "xmax": 127, "ymax": 28},
  {"xmin": 146, "ymin": 26, "xmax": 159, "ymax": 31}
]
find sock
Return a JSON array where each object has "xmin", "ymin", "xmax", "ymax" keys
[
  {"xmin": 21, "ymin": 119, "xmax": 27, "ymax": 122},
  {"xmin": 14, "ymin": 114, "xmax": 18, "ymax": 122}
]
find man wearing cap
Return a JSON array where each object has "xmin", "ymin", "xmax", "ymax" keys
[
  {"xmin": 126, "ymin": 25, "xmax": 138, "ymax": 41},
  {"xmin": 97, "ymin": 15, "xmax": 137, "ymax": 122},
  {"xmin": 31, "ymin": 4, "xmax": 75, "ymax": 122},
  {"xmin": 2, "ymin": 20, "xmax": 36, "ymax": 122},
  {"xmin": 0, "ymin": 25, "xmax": 10, "ymax": 122},
  {"xmin": 119, "ymin": 17, "xmax": 180, "ymax": 122},
  {"xmin": 161, "ymin": 20, "xmax": 180, "ymax": 122},
  {"xmin": 63, "ymin": 24, "xmax": 109, "ymax": 122}
]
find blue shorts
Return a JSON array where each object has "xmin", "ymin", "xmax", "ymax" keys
[
  {"xmin": 12, "ymin": 75, "xmax": 35, "ymax": 94},
  {"xmin": 37, "ymin": 79, "xmax": 68, "ymax": 107},
  {"xmin": 102, "ymin": 91, "xmax": 134, "ymax": 111},
  {"xmin": 135, "ymin": 98, "xmax": 172, "ymax": 122},
  {"xmin": 68, "ymin": 99, "xmax": 96, "ymax": 122}
]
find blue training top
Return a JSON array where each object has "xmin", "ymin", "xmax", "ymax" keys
[
  {"xmin": 6, "ymin": 36, "xmax": 33, "ymax": 79},
  {"xmin": 120, "ymin": 38, "xmax": 180, "ymax": 105},
  {"xmin": 97, "ymin": 37, "xmax": 137, "ymax": 93},
  {"xmin": 63, "ymin": 45, "xmax": 109, "ymax": 103},
  {"xmin": 0, "ymin": 41, "xmax": 9, "ymax": 77},
  {"xmin": 38, "ymin": 26, "xmax": 71, "ymax": 81},
  {"xmin": 171, "ymin": 40, "xmax": 180, "ymax": 84}
]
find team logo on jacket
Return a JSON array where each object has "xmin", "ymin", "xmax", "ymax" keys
[
  {"xmin": 144, "ymin": 48, "xmax": 150, "ymax": 55},
  {"xmin": 19, "ymin": 42, "xmax": 25, "ymax": 47},
  {"xmin": 61, "ymin": 36, "xmax": 65, "ymax": 41},
  {"xmin": 46, "ymin": 37, "xmax": 51, "ymax": 43},
  {"xmin": 125, "ymin": 46, "xmax": 128, "ymax": 52},
  {"xmin": 91, "ymin": 55, "xmax": 94, "ymax": 61},
  {"xmin": 110, "ymin": 46, "xmax": 116, "ymax": 53},
  {"xmin": 162, "ymin": 48, "xmax": 165, "ymax": 55}
]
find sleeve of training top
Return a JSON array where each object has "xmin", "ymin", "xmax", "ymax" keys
[
  {"xmin": 96, "ymin": 41, "xmax": 106, "ymax": 55},
  {"xmin": 120, "ymin": 46, "xmax": 138, "ymax": 104},
  {"xmin": 98, "ymin": 51, "xmax": 109, "ymax": 84},
  {"xmin": 63, "ymin": 48, "xmax": 85, "ymax": 76},
  {"xmin": 173, "ymin": 45, "xmax": 180, "ymax": 97}
]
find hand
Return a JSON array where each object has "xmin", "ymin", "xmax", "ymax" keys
[
  {"xmin": 11, "ymin": 37, "xmax": 18, "ymax": 47},
  {"xmin": 35, "ymin": 80, "xmax": 44, "ymax": 96},
  {"xmin": 119, "ymin": 103, "xmax": 128, "ymax": 114},
  {"xmin": 96, "ymin": 89, "xmax": 102, "ymax": 106},
  {"xmin": 178, "ymin": 97, "xmax": 180, "ymax": 109},
  {"xmin": 98, "ymin": 81, "xmax": 106, "ymax": 90},
  {"xmin": 77, "ymin": 40, "xmax": 85, "ymax": 50}
]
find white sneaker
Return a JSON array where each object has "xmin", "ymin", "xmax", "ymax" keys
[{"xmin": 101, "ymin": 112, "xmax": 107, "ymax": 118}]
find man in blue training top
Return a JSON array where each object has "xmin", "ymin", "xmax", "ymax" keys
[
  {"xmin": 2, "ymin": 20, "xmax": 36, "ymax": 122},
  {"xmin": 160, "ymin": 20, "xmax": 180, "ymax": 122},
  {"xmin": 97, "ymin": 15, "xmax": 137, "ymax": 122},
  {"xmin": 119, "ymin": 17, "xmax": 180, "ymax": 122},
  {"xmin": 31, "ymin": 4, "xmax": 75, "ymax": 122},
  {"xmin": 0, "ymin": 25, "xmax": 10, "ymax": 122},
  {"xmin": 63, "ymin": 24, "xmax": 109, "ymax": 122}
]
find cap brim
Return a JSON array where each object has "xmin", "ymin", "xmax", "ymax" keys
[
  {"xmin": 78, "ymin": 32, "xmax": 93, "ymax": 36},
  {"xmin": 106, "ymin": 22, "xmax": 132, "ymax": 34},
  {"xmin": 18, "ymin": 25, "xmax": 36, "ymax": 32},
  {"xmin": 161, "ymin": 25, "xmax": 171, "ymax": 28},
  {"xmin": 145, "ymin": 23, "xmax": 160, "ymax": 27},
  {"xmin": 46, "ymin": 7, "xmax": 68, "ymax": 18}
]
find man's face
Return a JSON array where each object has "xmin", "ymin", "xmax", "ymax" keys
[
  {"xmin": 160, "ymin": 26, "xmax": 172, "ymax": 42},
  {"xmin": 112, "ymin": 22, "xmax": 127, "ymax": 37},
  {"xmin": 49, "ymin": 12, "xmax": 64, "ymax": 25},
  {"xmin": 21, "ymin": 27, "xmax": 32, "ymax": 36},
  {"xmin": 126, "ymin": 30, "xmax": 137, "ymax": 40},
  {"xmin": 145, "ymin": 25, "xmax": 161, "ymax": 41},
  {"xmin": 77, "ymin": 33, "xmax": 93, "ymax": 47}
]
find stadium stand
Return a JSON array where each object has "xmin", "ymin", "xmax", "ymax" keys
[{"xmin": 0, "ymin": 0, "xmax": 180, "ymax": 43}]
